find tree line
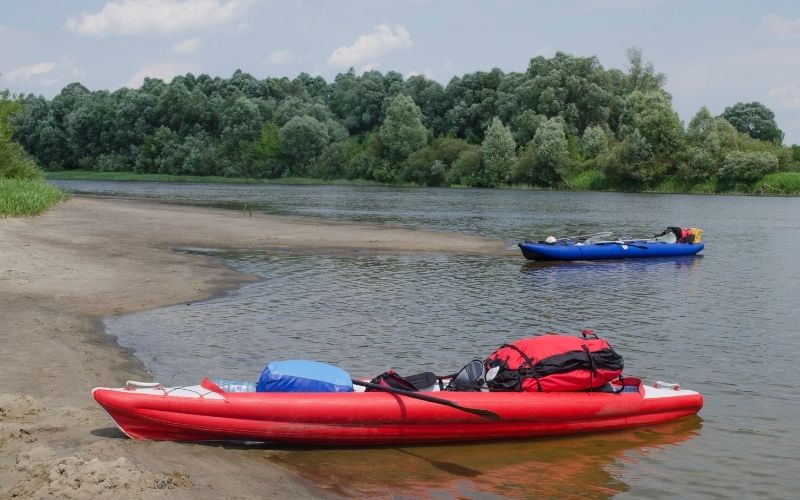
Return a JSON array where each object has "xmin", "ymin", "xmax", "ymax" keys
[{"xmin": 10, "ymin": 49, "xmax": 800, "ymax": 191}]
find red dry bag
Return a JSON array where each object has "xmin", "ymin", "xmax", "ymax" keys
[{"xmin": 484, "ymin": 330, "xmax": 624, "ymax": 392}]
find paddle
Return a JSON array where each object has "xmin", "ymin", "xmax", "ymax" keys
[
  {"xmin": 556, "ymin": 231, "xmax": 613, "ymax": 242},
  {"xmin": 352, "ymin": 380, "xmax": 500, "ymax": 421},
  {"xmin": 593, "ymin": 240, "xmax": 649, "ymax": 250},
  {"xmin": 613, "ymin": 241, "xmax": 649, "ymax": 250}
]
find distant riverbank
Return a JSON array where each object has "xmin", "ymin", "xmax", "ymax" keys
[{"xmin": 45, "ymin": 170, "xmax": 800, "ymax": 196}]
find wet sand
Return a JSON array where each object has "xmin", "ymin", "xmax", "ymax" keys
[{"xmin": 0, "ymin": 196, "xmax": 504, "ymax": 499}]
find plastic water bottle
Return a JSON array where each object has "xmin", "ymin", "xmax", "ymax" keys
[{"xmin": 211, "ymin": 379, "xmax": 256, "ymax": 393}]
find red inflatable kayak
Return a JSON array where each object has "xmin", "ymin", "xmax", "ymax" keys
[{"xmin": 92, "ymin": 377, "xmax": 703, "ymax": 445}]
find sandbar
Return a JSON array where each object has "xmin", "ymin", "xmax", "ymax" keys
[{"xmin": 0, "ymin": 196, "xmax": 505, "ymax": 499}]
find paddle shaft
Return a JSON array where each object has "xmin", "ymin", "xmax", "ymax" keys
[
  {"xmin": 557, "ymin": 231, "xmax": 612, "ymax": 242},
  {"xmin": 352, "ymin": 380, "xmax": 500, "ymax": 421},
  {"xmin": 594, "ymin": 241, "xmax": 649, "ymax": 250}
]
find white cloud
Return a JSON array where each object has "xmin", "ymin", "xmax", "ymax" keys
[
  {"xmin": 4, "ymin": 62, "xmax": 57, "ymax": 82},
  {"xmin": 65, "ymin": 0, "xmax": 252, "ymax": 38},
  {"xmin": 265, "ymin": 49, "xmax": 292, "ymax": 64},
  {"xmin": 172, "ymin": 38, "xmax": 201, "ymax": 54},
  {"xmin": 768, "ymin": 83, "xmax": 800, "ymax": 109},
  {"xmin": 124, "ymin": 61, "xmax": 200, "ymax": 88},
  {"xmin": 1, "ymin": 59, "xmax": 85, "ymax": 88},
  {"xmin": 327, "ymin": 25, "xmax": 412, "ymax": 69},
  {"xmin": 762, "ymin": 14, "xmax": 800, "ymax": 39}
]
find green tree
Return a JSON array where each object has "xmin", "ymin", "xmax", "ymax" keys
[
  {"xmin": 581, "ymin": 125, "xmax": 610, "ymax": 159},
  {"xmin": 522, "ymin": 52, "xmax": 616, "ymax": 135},
  {"xmin": 345, "ymin": 149, "xmax": 379, "ymax": 180},
  {"xmin": 511, "ymin": 110, "xmax": 546, "ymax": 145},
  {"xmin": 135, "ymin": 126, "xmax": 182, "ymax": 174},
  {"xmin": 600, "ymin": 129, "xmax": 665, "ymax": 187},
  {"xmin": 447, "ymin": 147, "xmax": 483, "ymax": 186},
  {"xmin": 280, "ymin": 115, "xmax": 329, "ymax": 175},
  {"xmin": 619, "ymin": 91, "xmax": 684, "ymax": 160},
  {"xmin": 240, "ymin": 122, "xmax": 283, "ymax": 178},
  {"xmin": 403, "ymin": 75, "xmax": 447, "ymax": 134},
  {"xmin": 1, "ymin": 89, "xmax": 42, "ymax": 179},
  {"xmin": 721, "ymin": 102, "xmax": 784, "ymax": 144},
  {"xmin": 11, "ymin": 95, "xmax": 67, "ymax": 170},
  {"xmin": 481, "ymin": 117, "xmax": 516, "ymax": 185},
  {"xmin": 220, "ymin": 96, "xmax": 263, "ymax": 151},
  {"xmin": 378, "ymin": 94, "xmax": 428, "ymax": 165},
  {"xmin": 512, "ymin": 142, "xmax": 538, "ymax": 184},
  {"xmin": 679, "ymin": 107, "xmax": 737, "ymax": 180},
  {"xmin": 625, "ymin": 47, "xmax": 666, "ymax": 94},
  {"xmin": 311, "ymin": 138, "xmax": 360, "ymax": 179},
  {"xmin": 330, "ymin": 70, "xmax": 400, "ymax": 134},
  {"xmin": 443, "ymin": 69, "xmax": 507, "ymax": 141},
  {"xmin": 532, "ymin": 117, "xmax": 570, "ymax": 185}
]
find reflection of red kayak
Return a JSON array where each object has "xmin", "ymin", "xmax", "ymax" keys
[
  {"xmin": 93, "ymin": 378, "xmax": 703, "ymax": 445},
  {"xmin": 277, "ymin": 417, "xmax": 703, "ymax": 498}
]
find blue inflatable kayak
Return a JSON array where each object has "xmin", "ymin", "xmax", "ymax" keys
[{"xmin": 519, "ymin": 240, "xmax": 704, "ymax": 261}]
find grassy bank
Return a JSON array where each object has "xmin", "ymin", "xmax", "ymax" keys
[
  {"xmin": 45, "ymin": 170, "xmax": 385, "ymax": 186},
  {"xmin": 752, "ymin": 172, "xmax": 800, "ymax": 195},
  {"xmin": 0, "ymin": 179, "xmax": 69, "ymax": 217}
]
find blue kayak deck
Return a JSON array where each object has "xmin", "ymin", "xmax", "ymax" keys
[{"xmin": 519, "ymin": 241, "xmax": 705, "ymax": 261}]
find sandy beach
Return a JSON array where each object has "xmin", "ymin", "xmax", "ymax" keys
[{"xmin": 0, "ymin": 196, "xmax": 504, "ymax": 499}]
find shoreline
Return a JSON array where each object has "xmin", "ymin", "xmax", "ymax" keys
[
  {"xmin": 46, "ymin": 170, "xmax": 800, "ymax": 197},
  {"xmin": 0, "ymin": 196, "xmax": 506, "ymax": 499}
]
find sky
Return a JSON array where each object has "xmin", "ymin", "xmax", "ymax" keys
[{"xmin": 2, "ymin": 0, "xmax": 800, "ymax": 143}]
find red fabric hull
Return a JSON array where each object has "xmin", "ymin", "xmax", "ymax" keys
[{"xmin": 93, "ymin": 383, "xmax": 702, "ymax": 445}]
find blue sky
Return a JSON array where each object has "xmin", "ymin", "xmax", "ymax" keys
[{"xmin": 2, "ymin": 0, "xmax": 800, "ymax": 143}]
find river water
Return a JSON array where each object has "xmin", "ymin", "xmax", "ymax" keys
[{"xmin": 55, "ymin": 180, "xmax": 800, "ymax": 498}]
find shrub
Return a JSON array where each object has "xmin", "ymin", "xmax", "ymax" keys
[
  {"xmin": 0, "ymin": 140, "xmax": 43, "ymax": 180},
  {"xmin": 447, "ymin": 148, "xmax": 483, "ymax": 186},
  {"xmin": 718, "ymin": 151, "xmax": 779, "ymax": 182}
]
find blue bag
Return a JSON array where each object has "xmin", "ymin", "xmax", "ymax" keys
[{"xmin": 256, "ymin": 360, "xmax": 353, "ymax": 392}]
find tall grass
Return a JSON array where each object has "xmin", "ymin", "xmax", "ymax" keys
[
  {"xmin": 0, "ymin": 179, "xmax": 69, "ymax": 217},
  {"xmin": 564, "ymin": 170, "xmax": 609, "ymax": 191},
  {"xmin": 651, "ymin": 177, "xmax": 717, "ymax": 194},
  {"xmin": 752, "ymin": 172, "xmax": 800, "ymax": 195}
]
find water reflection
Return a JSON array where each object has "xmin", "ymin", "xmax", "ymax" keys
[
  {"xmin": 270, "ymin": 418, "xmax": 702, "ymax": 499},
  {"xmin": 89, "ymin": 182, "xmax": 800, "ymax": 498},
  {"xmin": 520, "ymin": 255, "xmax": 704, "ymax": 273}
]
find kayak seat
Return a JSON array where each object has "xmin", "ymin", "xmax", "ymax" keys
[
  {"xmin": 367, "ymin": 371, "xmax": 438, "ymax": 392},
  {"xmin": 445, "ymin": 359, "xmax": 486, "ymax": 392}
]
